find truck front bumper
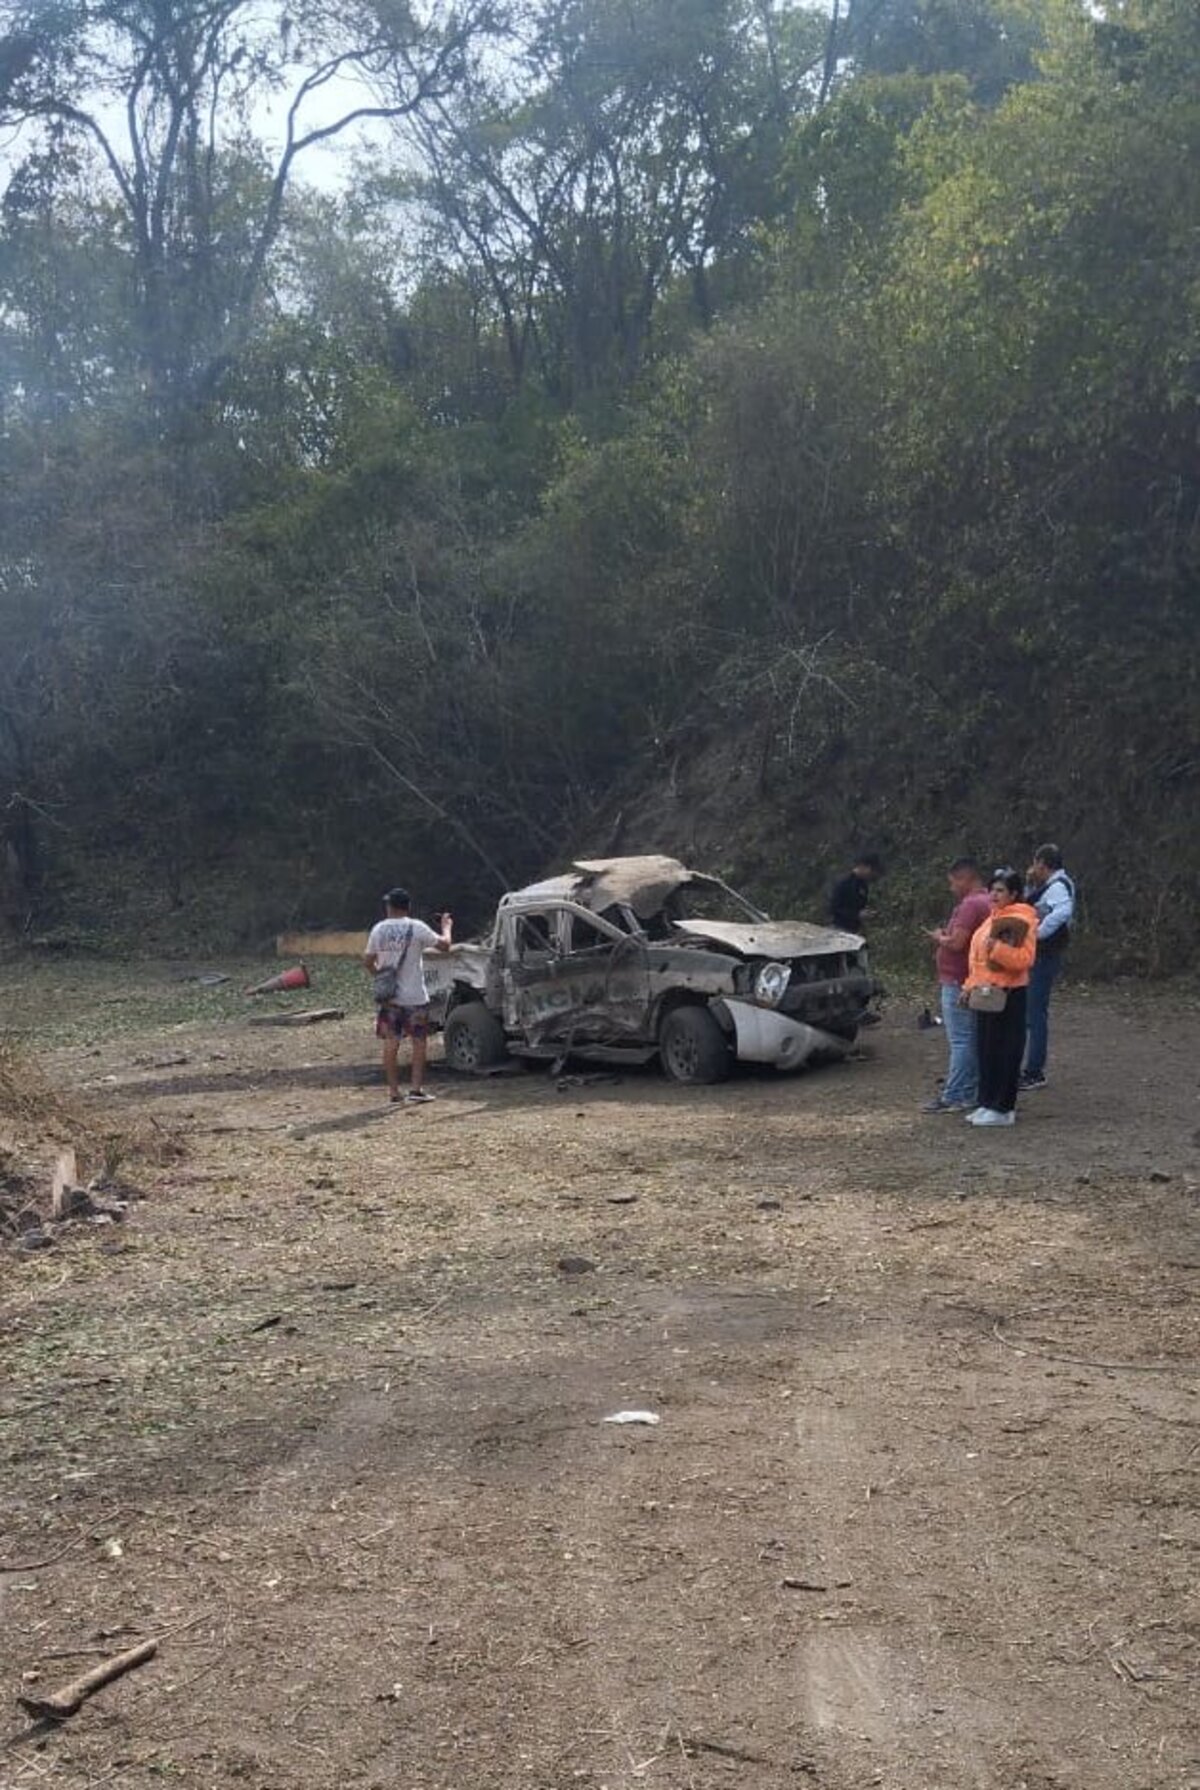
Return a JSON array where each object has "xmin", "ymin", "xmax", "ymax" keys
[{"xmin": 718, "ymin": 999, "xmax": 853, "ymax": 1071}]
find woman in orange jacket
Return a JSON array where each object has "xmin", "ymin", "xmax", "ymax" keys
[{"xmin": 961, "ymin": 868, "xmax": 1040, "ymax": 1127}]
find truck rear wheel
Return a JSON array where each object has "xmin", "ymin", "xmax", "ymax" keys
[
  {"xmin": 443, "ymin": 1001, "xmax": 508, "ymax": 1073},
  {"xmin": 659, "ymin": 1004, "xmax": 731, "ymax": 1085}
]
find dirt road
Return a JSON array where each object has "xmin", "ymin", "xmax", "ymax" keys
[{"xmin": 2, "ymin": 973, "xmax": 1198, "ymax": 1789}]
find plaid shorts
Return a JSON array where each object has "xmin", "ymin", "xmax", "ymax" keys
[{"xmin": 375, "ymin": 1004, "xmax": 430, "ymax": 1042}]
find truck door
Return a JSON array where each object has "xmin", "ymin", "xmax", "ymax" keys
[
  {"xmin": 501, "ymin": 905, "xmax": 648, "ymax": 1046},
  {"xmin": 554, "ymin": 910, "xmax": 651, "ymax": 1042},
  {"xmin": 500, "ymin": 909, "xmax": 563, "ymax": 1040}
]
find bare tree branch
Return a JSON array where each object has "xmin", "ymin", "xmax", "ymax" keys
[{"xmin": 1, "ymin": 1, "xmax": 495, "ymax": 408}]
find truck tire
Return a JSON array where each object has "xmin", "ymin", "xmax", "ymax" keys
[
  {"xmin": 443, "ymin": 1001, "xmax": 508, "ymax": 1073},
  {"xmin": 658, "ymin": 1004, "xmax": 732, "ymax": 1085}
]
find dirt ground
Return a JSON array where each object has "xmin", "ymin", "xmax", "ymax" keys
[{"xmin": 2, "ymin": 963, "xmax": 1199, "ymax": 1790}]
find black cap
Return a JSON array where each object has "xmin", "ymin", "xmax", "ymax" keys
[{"xmin": 383, "ymin": 887, "xmax": 411, "ymax": 909}]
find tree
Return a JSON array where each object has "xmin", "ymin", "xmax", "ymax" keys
[
  {"xmin": 396, "ymin": 0, "xmax": 830, "ymax": 404},
  {"xmin": 840, "ymin": 0, "xmax": 1042, "ymax": 101},
  {"xmin": 0, "ymin": 0, "xmax": 494, "ymax": 417}
]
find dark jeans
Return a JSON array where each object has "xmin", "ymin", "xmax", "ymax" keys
[
  {"xmin": 1023, "ymin": 951, "xmax": 1063, "ymax": 1078},
  {"xmin": 976, "ymin": 984, "xmax": 1028, "ymax": 1114}
]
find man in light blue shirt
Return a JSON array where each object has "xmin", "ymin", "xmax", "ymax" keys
[{"xmin": 1020, "ymin": 844, "xmax": 1075, "ymax": 1090}]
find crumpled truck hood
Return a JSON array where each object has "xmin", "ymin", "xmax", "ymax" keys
[{"xmin": 672, "ymin": 919, "xmax": 863, "ymax": 958}]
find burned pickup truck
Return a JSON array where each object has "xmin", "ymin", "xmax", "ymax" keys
[{"xmin": 424, "ymin": 855, "xmax": 876, "ymax": 1085}]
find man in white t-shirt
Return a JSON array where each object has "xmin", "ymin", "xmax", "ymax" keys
[{"xmin": 364, "ymin": 888, "xmax": 453, "ymax": 1104}]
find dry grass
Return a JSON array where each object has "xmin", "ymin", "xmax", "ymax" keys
[
  {"xmin": 2, "ymin": 967, "xmax": 1198, "ymax": 1790},
  {"xmin": 0, "ymin": 1036, "xmax": 68, "ymax": 1126},
  {"xmin": 0, "ymin": 1037, "xmax": 179, "ymax": 1234},
  {"xmin": 0, "ymin": 1041, "xmax": 61, "ymax": 1232}
]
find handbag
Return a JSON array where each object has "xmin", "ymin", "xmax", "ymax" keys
[
  {"xmin": 967, "ymin": 984, "xmax": 1008, "ymax": 1014},
  {"xmin": 372, "ymin": 967, "xmax": 399, "ymax": 1003},
  {"xmin": 372, "ymin": 922, "xmax": 415, "ymax": 1005}
]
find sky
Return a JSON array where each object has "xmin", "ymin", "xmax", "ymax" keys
[
  {"xmin": 0, "ymin": 21, "xmax": 405, "ymax": 198},
  {"xmin": 250, "ymin": 68, "xmax": 397, "ymax": 191}
]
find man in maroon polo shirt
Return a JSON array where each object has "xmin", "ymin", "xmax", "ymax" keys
[{"xmin": 921, "ymin": 857, "xmax": 991, "ymax": 1113}]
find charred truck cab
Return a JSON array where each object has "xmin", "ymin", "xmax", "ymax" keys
[{"xmin": 423, "ymin": 855, "xmax": 878, "ymax": 1085}]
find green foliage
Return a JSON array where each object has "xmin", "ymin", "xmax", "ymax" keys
[
  {"xmin": 846, "ymin": 0, "xmax": 1044, "ymax": 101},
  {"xmin": 0, "ymin": 0, "xmax": 1197, "ymax": 970}
]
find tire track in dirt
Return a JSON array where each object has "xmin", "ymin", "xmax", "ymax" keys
[
  {"xmin": 787, "ymin": 1357, "xmax": 1002, "ymax": 1789},
  {"xmin": 5, "ymin": 983, "xmax": 1198, "ymax": 1790}
]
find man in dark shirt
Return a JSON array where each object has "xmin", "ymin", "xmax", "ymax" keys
[
  {"xmin": 1020, "ymin": 843, "xmax": 1076, "ymax": 1090},
  {"xmin": 829, "ymin": 854, "xmax": 884, "ymax": 933}
]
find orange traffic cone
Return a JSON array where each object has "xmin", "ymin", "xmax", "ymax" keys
[{"xmin": 244, "ymin": 963, "xmax": 311, "ymax": 996}]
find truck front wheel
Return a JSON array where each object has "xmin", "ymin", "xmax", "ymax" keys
[
  {"xmin": 443, "ymin": 1001, "xmax": 508, "ymax": 1073},
  {"xmin": 659, "ymin": 1004, "xmax": 732, "ymax": 1085}
]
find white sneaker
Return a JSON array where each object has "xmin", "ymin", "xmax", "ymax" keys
[
  {"xmin": 963, "ymin": 1107, "xmax": 985, "ymax": 1123},
  {"xmin": 969, "ymin": 1108, "xmax": 1015, "ymax": 1127}
]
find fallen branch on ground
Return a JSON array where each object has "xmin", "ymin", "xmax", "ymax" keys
[
  {"xmin": 673, "ymin": 1732, "xmax": 818, "ymax": 1775},
  {"xmin": 17, "ymin": 1639, "xmax": 157, "ymax": 1721},
  {"xmin": 0, "ymin": 1528, "xmax": 90, "ymax": 1574},
  {"xmin": 992, "ymin": 1321, "xmax": 1200, "ymax": 1377},
  {"xmin": 246, "ymin": 1008, "xmax": 345, "ymax": 1028}
]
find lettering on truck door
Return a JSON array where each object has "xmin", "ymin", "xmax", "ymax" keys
[
  {"xmin": 555, "ymin": 909, "xmax": 651, "ymax": 1042},
  {"xmin": 502, "ymin": 904, "xmax": 650, "ymax": 1045}
]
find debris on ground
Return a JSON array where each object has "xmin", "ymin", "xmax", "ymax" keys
[
  {"xmin": 557, "ymin": 1255, "xmax": 596, "ymax": 1275},
  {"xmin": 246, "ymin": 1008, "xmax": 345, "ymax": 1028},
  {"xmin": 50, "ymin": 1146, "xmax": 79, "ymax": 1220},
  {"xmin": 603, "ymin": 1410, "xmax": 661, "ymax": 1426},
  {"xmin": 18, "ymin": 1638, "xmax": 157, "ymax": 1723},
  {"xmin": 0, "ymin": 1045, "xmax": 157, "ymax": 1250},
  {"xmin": 50, "ymin": 1150, "xmax": 128, "ymax": 1226},
  {"xmin": 2, "ymin": 965, "xmax": 1198, "ymax": 1790}
]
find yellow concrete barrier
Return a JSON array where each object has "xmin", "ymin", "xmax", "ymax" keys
[{"xmin": 276, "ymin": 930, "xmax": 367, "ymax": 958}]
